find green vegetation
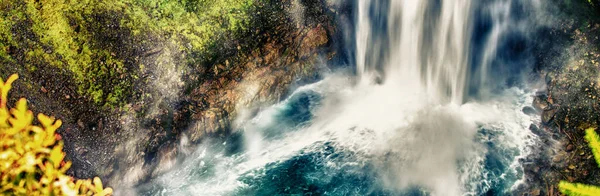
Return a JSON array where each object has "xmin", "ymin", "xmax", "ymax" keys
[
  {"xmin": 0, "ymin": 0, "xmax": 257, "ymax": 107},
  {"xmin": 559, "ymin": 128, "xmax": 600, "ymax": 195},
  {"xmin": 0, "ymin": 74, "xmax": 112, "ymax": 195},
  {"xmin": 121, "ymin": 0, "xmax": 253, "ymax": 51}
]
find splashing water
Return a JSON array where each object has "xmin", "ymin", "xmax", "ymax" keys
[{"xmin": 136, "ymin": 0, "xmax": 542, "ymax": 195}]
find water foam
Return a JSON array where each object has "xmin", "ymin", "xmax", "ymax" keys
[{"xmin": 137, "ymin": 0, "xmax": 541, "ymax": 195}]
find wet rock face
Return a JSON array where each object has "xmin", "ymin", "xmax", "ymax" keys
[
  {"xmin": 62, "ymin": 0, "xmax": 343, "ymax": 188},
  {"xmin": 175, "ymin": 0, "xmax": 344, "ymax": 144},
  {"xmin": 0, "ymin": 0, "xmax": 344, "ymax": 189},
  {"xmin": 187, "ymin": 24, "xmax": 331, "ymax": 142}
]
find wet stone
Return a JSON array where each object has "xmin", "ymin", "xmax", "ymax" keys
[
  {"xmin": 533, "ymin": 96, "xmax": 550, "ymax": 111},
  {"xmin": 522, "ymin": 106, "xmax": 537, "ymax": 115},
  {"xmin": 542, "ymin": 108, "xmax": 557, "ymax": 124},
  {"xmin": 529, "ymin": 124, "xmax": 542, "ymax": 136}
]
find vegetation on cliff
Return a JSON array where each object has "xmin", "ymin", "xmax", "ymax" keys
[
  {"xmin": 0, "ymin": 74, "xmax": 112, "ymax": 195},
  {"xmin": 0, "ymin": 0, "xmax": 257, "ymax": 107},
  {"xmin": 0, "ymin": 0, "xmax": 337, "ymax": 187}
]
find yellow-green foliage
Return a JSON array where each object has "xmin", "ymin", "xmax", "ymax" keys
[
  {"xmin": 585, "ymin": 128, "xmax": 600, "ymax": 167},
  {"xmin": 0, "ymin": 0, "xmax": 131, "ymax": 106},
  {"xmin": 559, "ymin": 181, "xmax": 600, "ymax": 196},
  {"xmin": 0, "ymin": 0, "xmax": 23, "ymax": 63},
  {"xmin": 559, "ymin": 128, "xmax": 600, "ymax": 195},
  {"xmin": 0, "ymin": 74, "xmax": 113, "ymax": 195},
  {"xmin": 1, "ymin": 0, "xmax": 255, "ymax": 107},
  {"xmin": 121, "ymin": 0, "xmax": 253, "ymax": 52}
]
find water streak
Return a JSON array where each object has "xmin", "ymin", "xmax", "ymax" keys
[{"xmin": 136, "ymin": 0, "xmax": 541, "ymax": 195}]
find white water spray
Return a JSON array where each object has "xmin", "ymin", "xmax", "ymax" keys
[
  {"xmin": 138, "ymin": 0, "xmax": 541, "ymax": 195},
  {"xmin": 356, "ymin": 0, "xmax": 472, "ymax": 104}
]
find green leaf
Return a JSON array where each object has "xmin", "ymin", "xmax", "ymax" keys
[
  {"xmin": 559, "ymin": 181, "xmax": 600, "ymax": 196},
  {"xmin": 584, "ymin": 128, "xmax": 600, "ymax": 167}
]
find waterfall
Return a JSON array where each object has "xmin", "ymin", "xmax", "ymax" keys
[
  {"xmin": 136, "ymin": 0, "xmax": 541, "ymax": 195},
  {"xmin": 356, "ymin": 0, "xmax": 472, "ymax": 104}
]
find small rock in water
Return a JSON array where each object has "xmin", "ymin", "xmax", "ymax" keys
[
  {"xmin": 522, "ymin": 106, "xmax": 537, "ymax": 115},
  {"xmin": 529, "ymin": 124, "xmax": 542, "ymax": 136}
]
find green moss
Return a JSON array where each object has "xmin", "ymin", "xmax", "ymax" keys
[
  {"xmin": 4, "ymin": 0, "xmax": 133, "ymax": 106},
  {"xmin": 0, "ymin": 0, "xmax": 259, "ymax": 107},
  {"xmin": 0, "ymin": 0, "xmax": 21, "ymax": 63},
  {"xmin": 121, "ymin": 0, "xmax": 254, "ymax": 53}
]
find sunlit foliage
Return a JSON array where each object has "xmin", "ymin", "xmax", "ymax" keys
[
  {"xmin": 0, "ymin": 0, "xmax": 255, "ymax": 107},
  {"xmin": 0, "ymin": 74, "xmax": 112, "ymax": 195}
]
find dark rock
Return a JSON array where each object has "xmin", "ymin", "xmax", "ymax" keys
[
  {"xmin": 533, "ymin": 95, "xmax": 550, "ymax": 111},
  {"xmin": 530, "ymin": 124, "xmax": 543, "ymax": 136},
  {"xmin": 542, "ymin": 108, "xmax": 557, "ymax": 124},
  {"xmin": 523, "ymin": 106, "xmax": 538, "ymax": 115},
  {"xmin": 566, "ymin": 144, "xmax": 574, "ymax": 152}
]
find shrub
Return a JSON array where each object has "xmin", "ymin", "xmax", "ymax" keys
[
  {"xmin": 559, "ymin": 128, "xmax": 600, "ymax": 195},
  {"xmin": 0, "ymin": 74, "xmax": 112, "ymax": 195}
]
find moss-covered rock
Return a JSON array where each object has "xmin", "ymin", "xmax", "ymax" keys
[{"xmin": 0, "ymin": 0, "xmax": 345, "ymax": 188}]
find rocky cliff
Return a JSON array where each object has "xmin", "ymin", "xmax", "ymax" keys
[
  {"xmin": 519, "ymin": 1, "xmax": 600, "ymax": 195},
  {"xmin": 0, "ymin": 0, "xmax": 350, "ymax": 188}
]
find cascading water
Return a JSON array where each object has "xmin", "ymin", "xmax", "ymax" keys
[
  {"xmin": 356, "ymin": 0, "xmax": 471, "ymax": 104},
  {"xmin": 134, "ymin": 0, "xmax": 542, "ymax": 195}
]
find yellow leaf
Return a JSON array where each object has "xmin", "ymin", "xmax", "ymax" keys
[
  {"xmin": 94, "ymin": 177, "xmax": 104, "ymax": 193},
  {"xmin": 0, "ymin": 74, "xmax": 111, "ymax": 195},
  {"xmin": 0, "ymin": 74, "xmax": 18, "ymax": 107},
  {"xmin": 0, "ymin": 150, "xmax": 17, "ymax": 161},
  {"xmin": 102, "ymin": 187, "xmax": 114, "ymax": 196},
  {"xmin": 37, "ymin": 113, "xmax": 54, "ymax": 128},
  {"xmin": 49, "ymin": 144, "xmax": 65, "ymax": 168},
  {"xmin": 60, "ymin": 161, "xmax": 72, "ymax": 173}
]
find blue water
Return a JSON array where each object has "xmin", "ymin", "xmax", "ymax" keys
[
  {"xmin": 137, "ymin": 86, "xmax": 537, "ymax": 196},
  {"xmin": 232, "ymin": 92, "xmax": 528, "ymax": 196},
  {"xmin": 134, "ymin": 0, "xmax": 543, "ymax": 195}
]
